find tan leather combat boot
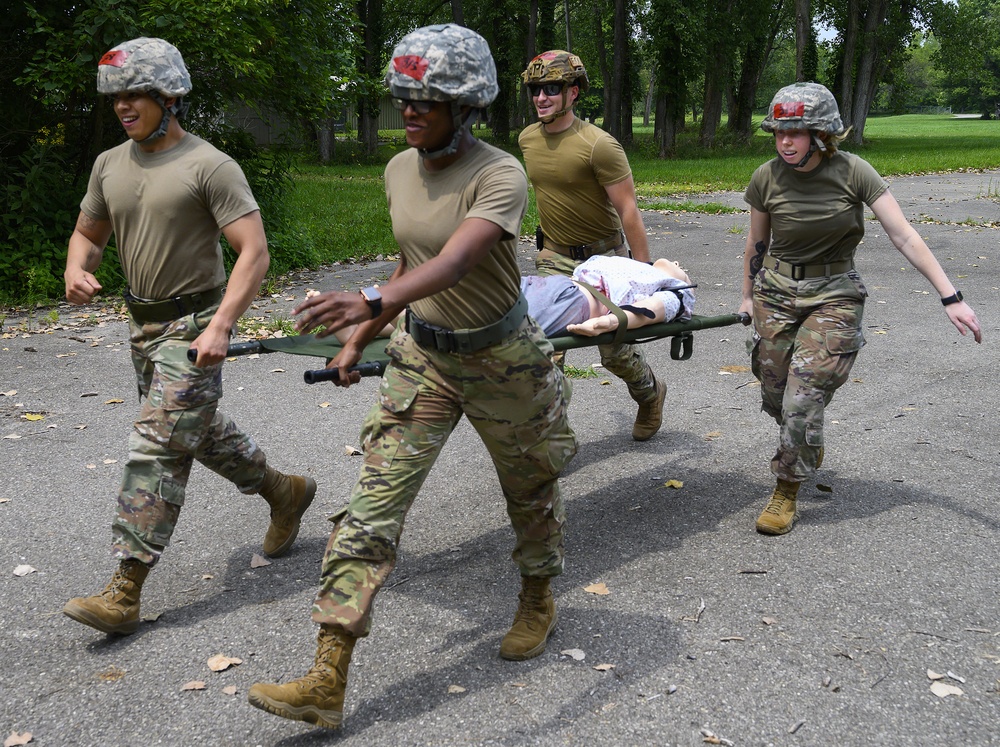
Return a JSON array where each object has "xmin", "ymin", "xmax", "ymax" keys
[
  {"xmin": 248, "ymin": 625, "xmax": 356, "ymax": 729},
  {"xmin": 632, "ymin": 377, "xmax": 666, "ymax": 441},
  {"xmin": 755, "ymin": 479, "xmax": 801, "ymax": 535},
  {"xmin": 63, "ymin": 559, "xmax": 150, "ymax": 635},
  {"xmin": 259, "ymin": 466, "xmax": 317, "ymax": 557},
  {"xmin": 499, "ymin": 576, "xmax": 557, "ymax": 661}
]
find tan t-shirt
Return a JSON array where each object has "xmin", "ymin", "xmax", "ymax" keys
[
  {"xmin": 80, "ymin": 134, "xmax": 259, "ymax": 299},
  {"xmin": 385, "ymin": 141, "xmax": 527, "ymax": 330},
  {"xmin": 518, "ymin": 117, "xmax": 631, "ymax": 246},
  {"xmin": 744, "ymin": 150, "xmax": 889, "ymax": 265}
]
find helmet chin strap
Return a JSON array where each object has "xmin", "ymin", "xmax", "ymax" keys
[
  {"xmin": 419, "ymin": 103, "xmax": 479, "ymax": 160},
  {"xmin": 141, "ymin": 92, "xmax": 188, "ymax": 143},
  {"xmin": 781, "ymin": 130, "xmax": 824, "ymax": 169},
  {"xmin": 537, "ymin": 89, "xmax": 574, "ymax": 124}
]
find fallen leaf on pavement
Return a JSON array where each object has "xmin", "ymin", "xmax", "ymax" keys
[
  {"xmin": 947, "ymin": 671, "xmax": 966, "ymax": 683},
  {"xmin": 584, "ymin": 582, "xmax": 610, "ymax": 596},
  {"xmin": 720, "ymin": 636, "xmax": 745, "ymax": 642},
  {"xmin": 560, "ymin": 648, "xmax": 586, "ymax": 661},
  {"xmin": 103, "ymin": 459, "xmax": 117, "ymax": 464},
  {"xmin": 4, "ymin": 732, "xmax": 32, "ymax": 747},
  {"xmin": 207, "ymin": 655, "xmax": 242, "ymax": 672},
  {"xmin": 447, "ymin": 684, "xmax": 466, "ymax": 694},
  {"xmin": 270, "ymin": 369, "xmax": 285, "ymax": 373},
  {"xmin": 222, "ymin": 686, "xmax": 238, "ymax": 696},
  {"xmin": 344, "ymin": 445, "xmax": 362, "ymax": 456},
  {"xmin": 1, "ymin": 390, "xmax": 16, "ymax": 397},
  {"xmin": 930, "ymin": 681, "xmax": 963, "ymax": 698},
  {"xmin": 13, "ymin": 565, "xmax": 36, "ymax": 577},
  {"xmin": 663, "ymin": 479, "xmax": 684, "ymax": 489},
  {"xmin": 22, "ymin": 414, "xmax": 43, "ymax": 422},
  {"xmin": 927, "ymin": 669, "xmax": 944, "ymax": 680},
  {"xmin": 181, "ymin": 681, "xmax": 206, "ymax": 691},
  {"xmin": 97, "ymin": 666, "xmax": 126, "ymax": 682},
  {"xmin": 250, "ymin": 554, "xmax": 271, "ymax": 568},
  {"xmin": 3, "ymin": 434, "xmax": 22, "ymax": 440},
  {"xmin": 104, "ymin": 399, "xmax": 123, "ymax": 405},
  {"xmin": 593, "ymin": 663, "xmax": 615, "ymax": 671},
  {"xmin": 762, "ymin": 617, "xmax": 777, "ymax": 625},
  {"xmin": 319, "ymin": 402, "xmax": 331, "ymax": 408}
]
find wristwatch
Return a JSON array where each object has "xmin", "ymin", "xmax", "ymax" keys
[
  {"xmin": 940, "ymin": 291, "xmax": 963, "ymax": 306},
  {"xmin": 360, "ymin": 286, "xmax": 383, "ymax": 319}
]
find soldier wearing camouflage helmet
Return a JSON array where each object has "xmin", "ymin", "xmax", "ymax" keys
[
  {"xmin": 248, "ymin": 24, "xmax": 576, "ymax": 730},
  {"xmin": 519, "ymin": 50, "xmax": 668, "ymax": 442},
  {"xmin": 740, "ymin": 81, "xmax": 981, "ymax": 536},
  {"xmin": 62, "ymin": 37, "xmax": 317, "ymax": 638}
]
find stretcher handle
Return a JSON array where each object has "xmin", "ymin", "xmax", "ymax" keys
[
  {"xmin": 187, "ymin": 340, "xmax": 263, "ymax": 362},
  {"xmin": 304, "ymin": 360, "xmax": 387, "ymax": 385}
]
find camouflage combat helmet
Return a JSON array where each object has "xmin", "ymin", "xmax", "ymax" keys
[
  {"xmin": 98, "ymin": 37, "xmax": 191, "ymax": 143},
  {"xmin": 521, "ymin": 50, "xmax": 589, "ymax": 92},
  {"xmin": 385, "ymin": 24, "xmax": 498, "ymax": 108},
  {"xmin": 385, "ymin": 24, "xmax": 498, "ymax": 159},
  {"xmin": 761, "ymin": 82, "xmax": 844, "ymax": 135},
  {"xmin": 97, "ymin": 37, "xmax": 192, "ymax": 98}
]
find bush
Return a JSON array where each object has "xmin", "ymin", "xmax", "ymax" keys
[{"xmin": 0, "ymin": 123, "xmax": 302, "ymax": 306}]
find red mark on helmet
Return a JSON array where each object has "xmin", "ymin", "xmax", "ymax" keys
[
  {"xmin": 99, "ymin": 49, "xmax": 128, "ymax": 67},
  {"xmin": 393, "ymin": 55, "xmax": 429, "ymax": 81},
  {"xmin": 773, "ymin": 101, "xmax": 805, "ymax": 119}
]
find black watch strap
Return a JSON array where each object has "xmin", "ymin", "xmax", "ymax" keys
[
  {"xmin": 941, "ymin": 291, "xmax": 963, "ymax": 306},
  {"xmin": 360, "ymin": 286, "xmax": 383, "ymax": 319}
]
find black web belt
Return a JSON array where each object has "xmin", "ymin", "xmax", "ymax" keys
[
  {"xmin": 538, "ymin": 228, "xmax": 625, "ymax": 261},
  {"xmin": 406, "ymin": 294, "xmax": 528, "ymax": 354},
  {"xmin": 763, "ymin": 255, "xmax": 854, "ymax": 280},
  {"xmin": 124, "ymin": 286, "xmax": 223, "ymax": 324}
]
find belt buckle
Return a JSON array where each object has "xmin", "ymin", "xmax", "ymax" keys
[
  {"xmin": 433, "ymin": 328, "xmax": 455, "ymax": 353},
  {"xmin": 790, "ymin": 263, "xmax": 806, "ymax": 281},
  {"xmin": 569, "ymin": 245, "xmax": 588, "ymax": 261}
]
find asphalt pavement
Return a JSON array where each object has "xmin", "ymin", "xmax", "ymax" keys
[{"xmin": 1, "ymin": 169, "xmax": 998, "ymax": 747}]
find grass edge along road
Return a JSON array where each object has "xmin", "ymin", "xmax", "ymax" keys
[{"xmin": 290, "ymin": 114, "xmax": 1000, "ymax": 265}]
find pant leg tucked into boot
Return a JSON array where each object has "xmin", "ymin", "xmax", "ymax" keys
[
  {"xmin": 259, "ymin": 466, "xmax": 317, "ymax": 558},
  {"xmin": 500, "ymin": 576, "xmax": 557, "ymax": 661},
  {"xmin": 63, "ymin": 559, "xmax": 150, "ymax": 635},
  {"xmin": 248, "ymin": 625, "xmax": 355, "ymax": 729}
]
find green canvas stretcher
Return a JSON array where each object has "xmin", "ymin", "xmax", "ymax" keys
[{"xmin": 211, "ymin": 312, "xmax": 749, "ymax": 384}]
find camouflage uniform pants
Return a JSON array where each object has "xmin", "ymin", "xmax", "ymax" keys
[
  {"xmin": 114, "ymin": 307, "xmax": 267, "ymax": 565},
  {"xmin": 311, "ymin": 318, "xmax": 577, "ymax": 637},
  {"xmin": 535, "ymin": 248, "xmax": 658, "ymax": 403},
  {"xmin": 750, "ymin": 268, "xmax": 867, "ymax": 482}
]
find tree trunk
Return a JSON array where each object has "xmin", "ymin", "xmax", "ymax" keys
[
  {"xmin": 848, "ymin": 0, "xmax": 890, "ymax": 143},
  {"xmin": 356, "ymin": 0, "xmax": 382, "ymax": 155},
  {"xmin": 794, "ymin": 0, "xmax": 809, "ymax": 81},
  {"xmin": 836, "ymin": 0, "xmax": 861, "ymax": 127},
  {"xmin": 451, "ymin": 0, "xmax": 464, "ymax": 25},
  {"xmin": 644, "ymin": 60, "xmax": 657, "ymax": 126},
  {"xmin": 593, "ymin": 0, "xmax": 611, "ymax": 127},
  {"xmin": 604, "ymin": 0, "xmax": 631, "ymax": 142},
  {"xmin": 727, "ymin": 0, "xmax": 784, "ymax": 141}
]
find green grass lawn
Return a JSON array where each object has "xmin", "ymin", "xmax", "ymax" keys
[{"xmin": 283, "ymin": 114, "xmax": 1000, "ymax": 266}]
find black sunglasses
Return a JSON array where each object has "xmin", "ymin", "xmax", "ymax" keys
[
  {"xmin": 391, "ymin": 97, "xmax": 434, "ymax": 114},
  {"xmin": 527, "ymin": 82, "xmax": 565, "ymax": 97}
]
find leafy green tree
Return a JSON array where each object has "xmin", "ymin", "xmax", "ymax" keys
[
  {"xmin": 1, "ymin": 0, "xmax": 356, "ymax": 302},
  {"xmin": 933, "ymin": 0, "xmax": 1000, "ymax": 117}
]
